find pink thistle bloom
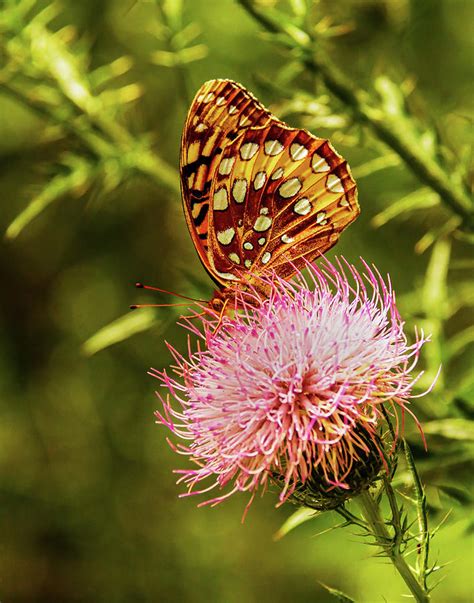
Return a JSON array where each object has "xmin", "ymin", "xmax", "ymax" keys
[{"xmin": 151, "ymin": 258, "xmax": 434, "ymax": 511}]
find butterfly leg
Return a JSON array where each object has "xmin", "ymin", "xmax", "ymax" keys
[{"xmin": 212, "ymin": 298, "xmax": 229, "ymax": 334}]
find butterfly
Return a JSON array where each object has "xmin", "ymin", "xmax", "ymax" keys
[{"xmin": 181, "ymin": 79, "xmax": 359, "ymax": 312}]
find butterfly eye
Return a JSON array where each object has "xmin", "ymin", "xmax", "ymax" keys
[{"xmin": 210, "ymin": 296, "xmax": 225, "ymax": 312}]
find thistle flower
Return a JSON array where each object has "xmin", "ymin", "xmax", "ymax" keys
[{"xmin": 152, "ymin": 258, "xmax": 432, "ymax": 511}]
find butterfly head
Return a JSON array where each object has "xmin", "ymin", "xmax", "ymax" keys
[
  {"xmin": 209, "ymin": 285, "xmax": 252, "ymax": 314},
  {"xmin": 210, "ymin": 289, "xmax": 227, "ymax": 313},
  {"xmin": 209, "ymin": 277, "xmax": 269, "ymax": 315}
]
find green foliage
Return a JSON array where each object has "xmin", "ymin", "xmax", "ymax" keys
[
  {"xmin": 273, "ymin": 506, "xmax": 320, "ymax": 541},
  {"xmin": 1, "ymin": 0, "xmax": 179, "ymax": 239},
  {"xmin": 319, "ymin": 583, "xmax": 356, "ymax": 603},
  {"xmin": 82, "ymin": 307, "xmax": 159, "ymax": 356},
  {"xmin": 0, "ymin": 0, "xmax": 472, "ymax": 602}
]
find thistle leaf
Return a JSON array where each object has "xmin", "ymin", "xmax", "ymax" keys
[
  {"xmin": 415, "ymin": 217, "xmax": 461, "ymax": 254},
  {"xmin": 5, "ymin": 162, "xmax": 93, "ymax": 239},
  {"xmin": 446, "ymin": 326, "xmax": 474, "ymax": 359},
  {"xmin": 273, "ymin": 506, "xmax": 320, "ymax": 541},
  {"xmin": 319, "ymin": 582, "xmax": 356, "ymax": 602},
  {"xmin": 423, "ymin": 418, "xmax": 474, "ymax": 441},
  {"xmin": 352, "ymin": 153, "xmax": 400, "ymax": 179},
  {"xmin": 89, "ymin": 56, "xmax": 134, "ymax": 89},
  {"xmin": 436, "ymin": 484, "xmax": 473, "ymax": 506},
  {"xmin": 371, "ymin": 188, "xmax": 439, "ymax": 228},
  {"xmin": 82, "ymin": 308, "xmax": 158, "ymax": 356}
]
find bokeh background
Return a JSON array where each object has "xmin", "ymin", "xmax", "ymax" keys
[{"xmin": 0, "ymin": 0, "xmax": 473, "ymax": 601}]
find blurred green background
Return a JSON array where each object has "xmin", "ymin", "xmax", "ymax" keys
[{"xmin": 0, "ymin": 0, "xmax": 473, "ymax": 601}]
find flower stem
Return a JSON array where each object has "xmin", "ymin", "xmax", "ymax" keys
[
  {"xmin": 403, "ymin": 440, "xmax": 430, "ymax": 592},
  {"xmin": 357, "ymin": 489, "xmax": 430, "ymax": 603}
]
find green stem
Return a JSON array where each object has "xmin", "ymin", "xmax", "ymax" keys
[
  {"xmin": 404, "ymin": 440, "xmax": 430, "ymax": 591},
  {"xmin": 237, "ymin": 0, "xmax": 474, "ymax": 230},
  {"xmin": 357, "ymin": 489, "xmax": 430, "ymax": 603}
]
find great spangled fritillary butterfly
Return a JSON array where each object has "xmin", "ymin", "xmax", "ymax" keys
[{"xmin": 181, "ymin": 79, "xmax": 359, "ymax": 310}]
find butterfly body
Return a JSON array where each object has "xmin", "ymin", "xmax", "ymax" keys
[{"xmin": 180, "ymin": 79, "xmax": 359, "ymax": 307}]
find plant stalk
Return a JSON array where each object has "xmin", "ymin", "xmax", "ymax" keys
[
  {"xmin": 403, "ymin": 440, "xmax": 430, "ymax": 592},
  {"xmin": 357, "ymin": 489, "xmax": 430, "ymax": 603}
]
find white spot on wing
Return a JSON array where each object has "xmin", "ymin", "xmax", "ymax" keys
[
  {"xmin": 293, "ymin": 197, "xmax": 311, "ymax": 215},
  {"xmin": 339, "ymin": 198, "xmax": 350, "ymax": 207},
  {"xmin": 260, "ymin": 207, "xmax": 269, "ymax": 215},
  {"xmin": 216, "ymin": 270, "xmax": 238, "ymax": 281},
  {"xmin": 312, "ymin": 154, "xmax": 330, "ymax": 173},
  {"xmin": 217, "ymin": 227, "xmax": 236, "ymax": 245},
  {"xmin": 264, "ymin": 139, "xmax": 284, "ymax": 156},
  {"xmin": 232, "ymin": 179, "xmax": 248, "ymax": 204},
  {"xmin": 228, "ymin": 105, "xmax": 238, "ymax": 115},
  {"xmin": 271, "ymin": 167, "xmax": 284, "ymax": 180},
  {"xmin": 290, "ymin": 143, "xmax": 309, "ymax": 161},
  {"xmin": 239, "ymin": 115, "xmax": 251, "ymax": 127},
  {"xmin": 229, "ymin": 252, "xmax": 240, "ymax": 264},
  {"xmin": 279, "ymin": 178, "xmax": 302, "ymax": 198},
  {"xmin": 281, "ymin": 234, "xmax": 294, "ymax": 244},
  {"xmin": 240, "ymin": 142, "xmax": 259, "ymax": 161},
  {"xmin": 316, "ymin": 211, "xmax": 327, "ymax": 224},
  {"xmin": 258, "ymin": 237, "xmax": 266, "ymax": 245},
  {"xmin": 244, "ymin": 259, "xmax": 252, "ymax": 269},
  {"xmin": 261, "ymin": 251, "xmax": 271, "ymax": 264},
  {"xmin": 213, "ymin": 188, "xmax": 229, "ymax": 210},
  {"xmin": 216, "ymin": 96, "xmax": 226, "ymax": 106},
  {"xmin": 195, "ymin": 123, "xmax": 207, "ymax": 133},
  {"xmin": 203, "ymin": 92, "xmax": 215, "ymax": 103},
  {"xmin": 254, "ymin": 216, "xmax": 272, "ymax": 232},
  {"xmin": 218, "ymin": 157, "xmax": 236, "ymax": 176},
  {"xmin": 253, "ymin": 171, "xmax": 266, "ymax": 191},
  {"xmin": 327, "ymin": 174, "xmax": 344, "ymax": 193},
  {"xmin": 243, "ymin": 241, "xmax": 253, "ymax": 250}
]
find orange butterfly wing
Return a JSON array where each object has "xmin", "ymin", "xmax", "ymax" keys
[
  {"xmin": 180, "ymin": 79, "xmax": 359, "ymax": 293},
  {"xmin": 180, "ymin": 79, "xmax": 279, "ymax": 283}
]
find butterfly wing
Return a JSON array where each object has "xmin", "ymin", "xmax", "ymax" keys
[
  {"xmin": 206, "ymin": 121, "xmax": 359, "ymax": 285},
  {"xmin": 180, "ymin": 79, "xmax": 279, "ymax": 281}
]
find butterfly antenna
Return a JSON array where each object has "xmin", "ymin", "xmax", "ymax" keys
[
  {"xmin": 134, "ymin": 282, "xmax": 207, "ymax": 303},
  {"xmin": 129, "ymin": 302, "xmax": 195, "ymax": 310}
]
